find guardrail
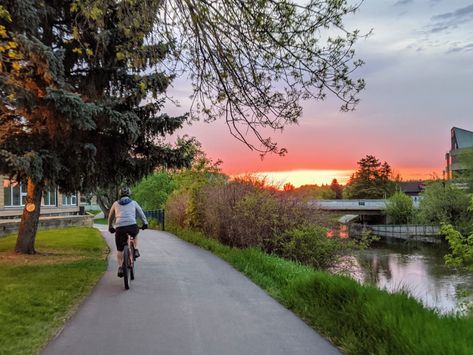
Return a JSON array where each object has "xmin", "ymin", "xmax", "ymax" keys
[
  {"xmin": 309, "ymin": 199, "xmax": 421, "ymax": 211},
  {"xmin": 367, "ymin": 224, "xmax": 441, "ymax": 243}
]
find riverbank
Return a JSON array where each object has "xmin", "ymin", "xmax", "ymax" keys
[
  {"xmin": 338, "ymin": 239, "xmax": 473, "ymax": 314},
  {"xmin": 170, "ymin": 226, "xmax": 473, "ymax": 354},
  {"xmin": 0, "ymin": 227, "xmax": 108, "ymax": 355}
]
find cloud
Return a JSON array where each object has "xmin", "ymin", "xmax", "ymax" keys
[
  {"xmin": 447, "ymin": 43, "xmax": 473, "ymax": 54},
  {"xmin": 393, "ymin": 0, "xmax": 413, "ymax": 6},
  {"xmin": 432, "ymin": 4, "xmax": 473, "ymax": 20},
  {"xmin": 426, "ymin": 3, "xmax": 473, "ymax": 34}
]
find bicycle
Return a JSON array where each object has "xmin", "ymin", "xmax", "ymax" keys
[
  {"xmin": 122, "ymin": 233, "xmax": 136, "ymax": 290},
  {"xmin": 122, "ymin": 225, "xmax": 146, "ymax": 290}
]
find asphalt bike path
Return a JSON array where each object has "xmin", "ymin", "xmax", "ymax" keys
[{"xmin": 42, "ymin": 225, "xmax": 341, "ymax": 355}]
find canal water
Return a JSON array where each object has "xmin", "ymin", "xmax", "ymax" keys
[{"xmin": 333, "ymin": 239, "xmax": 473, "ymax": 315}]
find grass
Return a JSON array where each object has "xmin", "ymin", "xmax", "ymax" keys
[
  {"xmin": 170, "ymin": 226, "xmax": 473, "ymax": 355},
  {"xmin": 0, "ymin": 227, "xmax": 108, "ymax": 355},
  {"xmin": 93, "ymin": 218, "xmax": 108, "ymax": 225}
]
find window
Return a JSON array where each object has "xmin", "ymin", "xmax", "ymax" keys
[
  {"xmin": 62, "ymin": 194, "xmax": 77, "ymax": 206},
  {"xmin": 3, "ymin": 180, "xmax": 26, "ymax": 207},
  {"xmin": 42, "ymin": 187, "xmax": 57, "ymax": 206}
]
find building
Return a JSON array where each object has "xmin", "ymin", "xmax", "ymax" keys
[
  {"xmin": 1, "ymin": 175, "xmax": 81, "ymax": 219},
  {"xmin": 399, "ymin": 181, "xmax": 425, "ymax": 197},
  {"xmin": 445, "ymin": 127, "xmax": 473, "ymax": 180},
  {"xmin": 399, "ymin": 181, "xmax": 425, "ymax": 204}
]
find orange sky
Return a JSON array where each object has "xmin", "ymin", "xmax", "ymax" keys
[
  {"xmin": 173, "ymin": 115, "xmax": 445, "ymax": 187},
  {"xmin": 232, "ymin": 167, "xmax": 442, "ymax": 189}
]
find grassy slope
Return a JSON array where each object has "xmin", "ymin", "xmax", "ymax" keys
[
  {"xmin": 0, "ymin": 228, "xmax": 108, "ymax": 355},
  {"xmin": 170, "ymin": 226, "xmax": 473, "ymax": 355}
]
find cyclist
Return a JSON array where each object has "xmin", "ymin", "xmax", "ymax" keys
[{"xmin": 108, "ymin": 186, "xmax": 148, "ymax": 277}]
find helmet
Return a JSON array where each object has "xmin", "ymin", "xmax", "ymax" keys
[{"xmin": 119, "ymin": 186, "xmax": 131, "ymax": 197}]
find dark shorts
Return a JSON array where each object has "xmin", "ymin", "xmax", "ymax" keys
[{"xmin": 115, "ymin": 224, "xmax": 139, "ymax": 252}]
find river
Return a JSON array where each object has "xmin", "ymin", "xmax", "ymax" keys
[{"xmin": 333, "ymin": 239, "xmax": 473, "ymax": 315}]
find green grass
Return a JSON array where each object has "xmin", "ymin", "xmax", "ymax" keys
[
  {"xmin": 0, "ymin": 227, "xmax": 108, "ymax": 355},
  {"xmin": 170, "ymin": 226, "xmax": 473, "ymax": 355},
  {"xmin": 93, "ymin": 218, "xmax": 108, "ymax": 225}
]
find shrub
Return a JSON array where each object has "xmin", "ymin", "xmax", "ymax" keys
[
  {"xmin": 147, "ymin": 217, "xmax": 158, "ymax": 229},
  {"xmin": 441, "ymin": 223, "xmax": 473, "ymax": 270},
  {"xmin": 191, "ymin": 178, "xmax": 331, "ymax": 251},
  {"xmin": 276, "ymin": 225, "xmax": 351, "ymax": 269},
  {"xmin": 417, "ymin": 181, "xmax": 472, "ymax": 233},
  {"xmin": 165, "ymin": 190, "xmax": 191, "ymax": 228},
  {"xmin": 386, "ymin": 191, "xmax": 414, "ymax": 224}
]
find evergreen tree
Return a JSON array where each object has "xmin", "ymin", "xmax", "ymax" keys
[
  {"xmin": 0, "ymin": 1, "xmax": 194, "ymax": 253},
  {"xmin": 344, "ymin": 155, "xmax": 396, "ymax": 199},
  {"xmin": 330, "ymin": 178, "xmax": 343, "ymax": 199}
]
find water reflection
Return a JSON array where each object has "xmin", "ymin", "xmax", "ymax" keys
[{"xmin": 333, "ymin": 241, "xmax": 473, "ymax": 315}]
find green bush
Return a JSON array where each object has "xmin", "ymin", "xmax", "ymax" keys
[
  {"xmin": 418, "ymin": 181, "xmax": 472, "ymax": 233},
  {"xmin": 147, "ymin": 217, "xmax": 159, "ymax": 229},
  {"xmin": 441, "ymin": 223, "xmax": 473, "ymax": 270},
  {"xmin": 276, "ymin": 224, "xmax": 354, "ymax": 269},
  {"xmin": 133, "ymin": 171, "xmax": 176, "ymax": 210},
  {"xmin": 386, "ymin": 191, "xmax": 414, "ymax": 224}
]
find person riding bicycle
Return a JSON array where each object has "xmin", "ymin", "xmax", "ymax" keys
[{"xmin": 108, "ymin": 186, "xmax": 148, "ymax": 278}]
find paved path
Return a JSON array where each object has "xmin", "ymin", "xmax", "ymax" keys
[{"xmin": 43, "ymin": 226, "xmax": 341, "ymax": 355}]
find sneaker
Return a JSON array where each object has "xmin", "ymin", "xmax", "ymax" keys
[
  {"xmin": 134, "ymin": 249, "xmax": 140, "ymax": 259},
  {"xmin": 117, "ymin": 266, "xmax": 124, "ymax": 278}
]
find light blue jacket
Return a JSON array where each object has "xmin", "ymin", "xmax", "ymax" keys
[{"xmin": 108, "ymin": 197, "xmax": 148, "ymax": 228}]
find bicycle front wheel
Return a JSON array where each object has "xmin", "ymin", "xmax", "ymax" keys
[{"xmin": 123, "ymin": 246, "xmax": 131, "ymax": 290}]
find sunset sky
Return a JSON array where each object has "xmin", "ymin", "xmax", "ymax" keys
[{"xmin": 165, "ymin": 0, "xmax": 473, "ymax": 187}]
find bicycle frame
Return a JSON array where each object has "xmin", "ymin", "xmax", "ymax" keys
[
  {"xmin": 123, "ymin": 233, "xmax": 136, "ymax": 290},
  {"xmin": 127, "ymin": 234, "xmax": 135, "ymax": 267}
]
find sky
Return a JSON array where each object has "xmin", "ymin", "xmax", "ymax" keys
[{"xmin": 164, "ymin": 0, "xmax": 473, "ymax": 187}]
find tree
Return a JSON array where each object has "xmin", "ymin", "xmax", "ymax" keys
[
  {"xmin": 458, "ymin": 148, "xmax": 473, "ymax": 191},
  {"xmin": 157, "ymin": 0, "xmax": 365, "ymax": 154},
  {"xmin": 283, "ymin": 182, "xmax": 295, "ymax": 192},
  {"xmin": 1, "ymin": 0, "xmax": 364, "ymax": 253},
  {"xmin": 386, "ymin": 191, "xmax": 413, "ymax": 224},
  {"xmin": 0, "ymin": 2, "xmax": 195, "ymax": 253},
  {"xmin": 133, "ymin": 171, "xmax": 176, "ymax": 210},
  {"xmin": 417, "ymin": 181, "xmax": 472, "ymax": 232},
  {"xmin": 330, "ymin": 178, "xmax": 343, "ymax": 199},
  {"xmin": 344, "ymin": 155, "xmax": 396, "ymax": 199},
  {"xmin": 166, "ymin": 152, "xmax": 226, "ymax": 228}
]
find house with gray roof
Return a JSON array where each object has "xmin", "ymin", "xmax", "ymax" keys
[{"xmin": 445, "ymin": 127, "xmax": 473, "ymax": 179}]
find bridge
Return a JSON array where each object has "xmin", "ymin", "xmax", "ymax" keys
[{"xmin": 308, "ymin": 199, "xmax": 420, "ymax": 216}]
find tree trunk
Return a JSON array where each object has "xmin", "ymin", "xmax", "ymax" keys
[
  {"xmin": 96, "ymin": 195, "xmax": 111, "ymax": 219},
  {"xmin": 15, "ymin": 178, "xmax": 44, "ymax": 254},
  {"xmin": 96, "ymin": 188, "xmax": 116, "ymax": 219}
]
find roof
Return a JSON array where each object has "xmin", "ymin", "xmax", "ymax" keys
[
  {"xmin": 452, "ymin": 127, "xmax": 473, "ymax": 150},
  {"xmin": 399, "ymin": 181, "xmax": 426, "ymax": 194}
]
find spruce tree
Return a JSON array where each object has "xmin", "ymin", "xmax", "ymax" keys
[{"xmin": 0, "ymin": 1, "xmax": 194, "ymax": 253}]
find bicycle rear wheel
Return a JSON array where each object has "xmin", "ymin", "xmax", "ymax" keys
[
  {"xmin": 123, "ymin": 246, "xmax": 131, "ymax": 290},
  {"xmin": 130, "ymin": 245, "xmax": 135, "ymax": 281}
]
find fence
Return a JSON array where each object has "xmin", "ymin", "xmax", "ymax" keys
[
  {"xmin": 367, "ymin": 224, "xmax": 441, "ymax": 243},
  {"xmin": 144, "ymin": 209, "xmax": 165, "ymax": 231}
]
